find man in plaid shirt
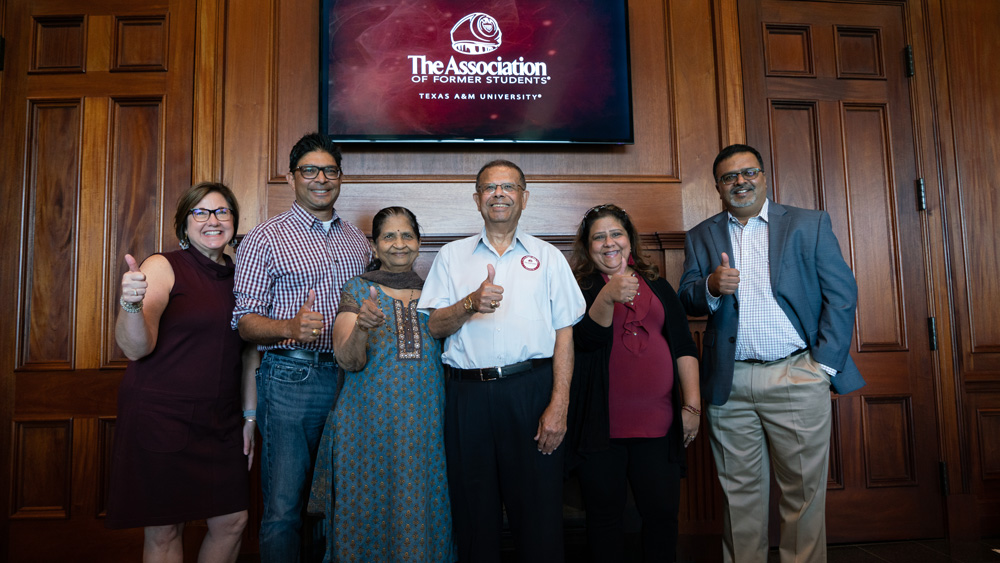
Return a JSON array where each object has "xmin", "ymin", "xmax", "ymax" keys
[{"xmin": 232, "ymin": 133, "xmax": 371, "ymax": 563}]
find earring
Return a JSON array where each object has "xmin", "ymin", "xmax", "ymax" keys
[
  {"xmin": 228, "ymin": 237, "xmax": 239, "ymax": 249},
  {"xmin": 179, "ymin": 237, "xmax": 190, "ymax": 250}
]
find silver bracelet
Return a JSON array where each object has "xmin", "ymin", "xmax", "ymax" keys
[{"xmin": 119, "ymin": 295, "xmax": 143, "ymax": 314}]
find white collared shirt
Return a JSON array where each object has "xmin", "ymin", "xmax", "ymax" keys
[{"xmin": 418, "ymin": 227, "xmax": 585, "ymax": 369}]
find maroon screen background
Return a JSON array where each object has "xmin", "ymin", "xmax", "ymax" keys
[{"xmin": 322, "ymin": 0, "xmax": 633, "ymax": 143}]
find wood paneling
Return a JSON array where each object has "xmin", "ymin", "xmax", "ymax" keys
[
  {"xmin": 842, "ymin": 103, "xmax": 905, "ymax": 351},
  {"xmin": 20, "ymin": 100, "xmax": 83, "ymax": 371},
  {"xmin": 106, "ymin": 98, "xmax": 164, "ymax": 366},
  {"xmin": 834, "ymin": 27, "xmax": 884, "ymax": 79},
  {"xmin": 10, "ymin": 420, "xmax": 73, "ymax": 519},
  {"xmin": 112, "ymin": 15, "xmax": 169, "ymax": 72},
  {"xmin": 934, "ymin": 0, "xmax": 1000, "ymax": 533},
  {"xmin": 30, "ymin": 16, "xmax": 86, "ymax": 74},
  {"xmin": 862, "ymin": 396, "xmax": 917, "ymax": 486}
]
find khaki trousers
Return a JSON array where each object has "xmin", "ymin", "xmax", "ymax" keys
[{"xmin": 706, "ymin": 351, "xmax": 832, "ymax": 563}]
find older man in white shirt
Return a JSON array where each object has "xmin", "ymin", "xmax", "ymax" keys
[{"xmin": 419, "ymin": 159, "xmax": 585, "ymax": 563}]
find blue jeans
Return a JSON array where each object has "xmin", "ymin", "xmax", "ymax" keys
[{"xmin": 256, "ymin": 352, "xmax": 339, "ymax": 563}]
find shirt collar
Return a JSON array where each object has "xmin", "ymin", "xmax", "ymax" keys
[
  {"xmin": 727, "ymin": 197, "xmax": 770, "ymax": 225},
  {"xmin": 475, "ymin": 225, "xmax": 529, "ymax": 256},
  {"xmin": 290, "ymin": 201, "xmax": 341, "ymax": 229}
]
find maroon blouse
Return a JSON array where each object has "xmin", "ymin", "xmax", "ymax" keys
[{"xmin": 604, "ymin": 274, "xmax": 675, "ymax": 438}]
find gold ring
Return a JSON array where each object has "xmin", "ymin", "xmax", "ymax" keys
[
  {"xmin": 311, "ymin": 328, "xmax": 320, "ymax": 336},
  {"xmin": 490, "ymin": 300, "xmax": 499, "ymax": 309}
]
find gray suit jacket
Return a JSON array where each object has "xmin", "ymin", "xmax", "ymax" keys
[{"xmin": 678, "ymin": 200, "xmax": 865, "ymax": 405}]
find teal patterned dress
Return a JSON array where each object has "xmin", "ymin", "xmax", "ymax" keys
[{"xmin": 313, "ymin": 277, "xmax": 455, "ymax": 562}]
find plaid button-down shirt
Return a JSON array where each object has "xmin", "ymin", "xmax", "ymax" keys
[{"xmin": 232, "ymin": 202, "xmax": 371, "ymax": 352}]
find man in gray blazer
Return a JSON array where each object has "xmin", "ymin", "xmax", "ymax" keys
[{"xmin": 679, "ymin": 144, "xmax": 864, "ymax": 563}]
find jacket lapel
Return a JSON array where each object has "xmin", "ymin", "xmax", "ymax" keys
[{"xmin": 768, "ymin": 200, "xmax": 789, "ymax": 288}]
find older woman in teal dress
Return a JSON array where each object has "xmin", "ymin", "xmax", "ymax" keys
[{"xmin": 313, "ymin": 207, "xmax": 455, "ymax": 562}]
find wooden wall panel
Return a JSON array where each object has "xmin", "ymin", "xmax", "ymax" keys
[
  {"xmin": 112, "ymin": 15, "xmax": 169, "ymax": 72},
  {"xmin": 942, "ymin": 0, "xmax": 1000, "ymax": 373},
  {"xmin": 763, "ymin": 24, "xmax": 814, "ymax": 76},
  {"xmin": 104, "ymin": 98, "xmax": 163, "ymax": 366},
  {"xmin": 768, "ymin": 101, "xmax": 821, "ymax": 210},
  {"xmin": 842, "ymin": 104, "xmax": 905, "ymax": 351},
  {"xmin": 19, "ymin": 100, "xmax": 82, "ymax": 371},
  {"xmin": 834, "ymin": 26, "xmax": 884, "ymax": 79},
  {"xmin": 30, "ymin": 16, "xmax": 86, "ymax": 74},
  {"xmin": 977, "ymin": 408, "xmax": 1000, "ymax": 480},
  {"xmin": 10, "ymin": 419, "xmax": 73, "ymax": 519},
  {"xmin": 862, "ymin": 396, "xmax": 917, "ymax": 487}
]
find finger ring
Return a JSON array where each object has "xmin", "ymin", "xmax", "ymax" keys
[
  {"xmin": 490, "ymin": 300, "xmax": 499, "ymax": 309},
  {"xmin": 133, "ymin": 289, "xmax": 138, "ymax": 296},
  {"xmin": 311, "ymin": 328, "xmax": 320, "ymax": 336}
]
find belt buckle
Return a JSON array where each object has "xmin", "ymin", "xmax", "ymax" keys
[{"xmin": 481, "ymin": 367, "xmax": 501, "ymax": 381}]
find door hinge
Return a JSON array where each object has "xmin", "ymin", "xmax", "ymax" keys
[
  {"xmin": 940, "ymin": 461, "xmax": 950, "ymax": 495},
  {"xmin": 928, "ymin": 317, "xmax": 938, "ymax": 351},
  {"xmin": 916, "ymin": 177, "xmax": 926, "ymax": 211},
  {"xmin": 905, "ymin": 45, "xmax": 915, "ymax": 77}
]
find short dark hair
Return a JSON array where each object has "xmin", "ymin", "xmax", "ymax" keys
[
  {"xmin": 570, "ymin": 203, "xmax": 658, "ymax": 288},
  {"xmin": 174, "ymin": 182, "xmax": 240, "ymax": 245},
  {"xmin": 476, "ymin": 159, "xmax": 526, "ymax": 189},
  {"xmin": 289, "ymin": 133, "xmax": 342, "ymax": 171},
  {"xmin": 366, "ymin": 206, "xmax": 422, "ymax": 272},
  {"xmin": 713, "ymin": 144, "xmax": 764, "ymax": 180}
]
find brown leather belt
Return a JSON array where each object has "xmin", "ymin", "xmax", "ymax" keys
[{"xmin": 448, "ymin": 358, "xmax": 551, "ymax": 382}]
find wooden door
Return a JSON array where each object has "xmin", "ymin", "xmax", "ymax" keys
[
  {"xmin": 739, "ymin": 0, "xmax": 944, "ymax": 542},
  {"xmin": 0, "ymin": 0, "xmax": 199, "ymax": 560}
]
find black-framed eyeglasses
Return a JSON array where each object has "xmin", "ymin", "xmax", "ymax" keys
[
  {"xmin": 189, "ymin": 207, "xmax": 233, "ymax": 222},
  {"xmin": 477, "ymin": 183, "xmax": 522, "ymax": 195},
  {"xmin": 717, "ymin": 167, "xmax": 763, "ymax": 186},
  {"xmin": 293, "ymin": 165, "xmax": 342, "ymax": 180}
]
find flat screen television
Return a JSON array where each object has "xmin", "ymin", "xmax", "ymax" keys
[{"xmin": 320, "ymin": 0, "xmax": 634, "ymax": 144}]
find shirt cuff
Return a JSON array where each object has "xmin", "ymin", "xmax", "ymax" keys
[
  {"xmin": 706, "ymin": 279, "xmax": 721, "ymax": 313},
  {"xmin": 819, "ymin": 362, "xmax": 837, "ymax": 376}
]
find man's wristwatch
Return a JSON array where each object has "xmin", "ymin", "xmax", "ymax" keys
[{"xmin": 463, "ymin": 295, "xmax": 475, "ymax": 314}]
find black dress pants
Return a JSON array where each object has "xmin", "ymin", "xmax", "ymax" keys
[
  {"xmin": 576, "ymin": 435, "xmax": 681, "ymax": 562},
  {"xmin": 445, "ymin": 363, "xmax": 564, "ymax": 563}
]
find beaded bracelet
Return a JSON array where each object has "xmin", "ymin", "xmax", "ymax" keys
[
  {"xmin": 119, "ymin": 295, "xmax": 143, "ymax": 314},
  {"xmin": 682, "ymin": 404, "xmax": 702, "ymax": 416}
]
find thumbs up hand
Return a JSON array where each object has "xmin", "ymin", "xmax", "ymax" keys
[
  {"xmin": 469, "ymin": 264, "xmax": 504, "ymax": 314},
  {"xmin": 355, "ymin": 286, "xmax": 387, "ymax": 333},
  {"xmin": 121, "ymin": 254, "xmax": 147, "ymax": 303},
  {"xmin": 289, "ymin": 289, "xmax": 325, "ymax": 342},
  {"xmin": 708, "ymin": 252, "xmax": 740, "ymax": 297},
  {"xmin": 605, "ymin": 257, "xmax": 640, "ymax": 304}
]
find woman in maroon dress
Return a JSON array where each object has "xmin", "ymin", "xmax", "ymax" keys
[{"xmin": 107, "ymin": 182, "xmax": 258, "ymax": 563}]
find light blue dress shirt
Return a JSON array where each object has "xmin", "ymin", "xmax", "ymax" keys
[{"xmin": 418, "ymin": 227, "xmax": 585, "ymax": 370}]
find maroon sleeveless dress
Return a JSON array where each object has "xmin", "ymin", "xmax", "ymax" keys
[{"xmin": 105, "ymin": 247, "xmax": 248, "ymax": 529}]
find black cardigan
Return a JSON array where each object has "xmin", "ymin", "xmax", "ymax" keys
[{"xmin": 566, "ymin": 272, "xmax": 699, "ymax": 474}]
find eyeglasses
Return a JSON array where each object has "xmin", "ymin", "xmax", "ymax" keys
[
  {"xmin": 477, "ymin": 183, "xmax": 522, "ymax": 195},
  {"xmin": 293, "ymin": 165, "xmax": 342, "ymax": 180},
  {"xmin": 189, "ymin": 207, "xmax": 233, "ymax": 222},
  {"xmin": 717, "ymin": 167, "xmax": 763, "ymax": 185}
]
